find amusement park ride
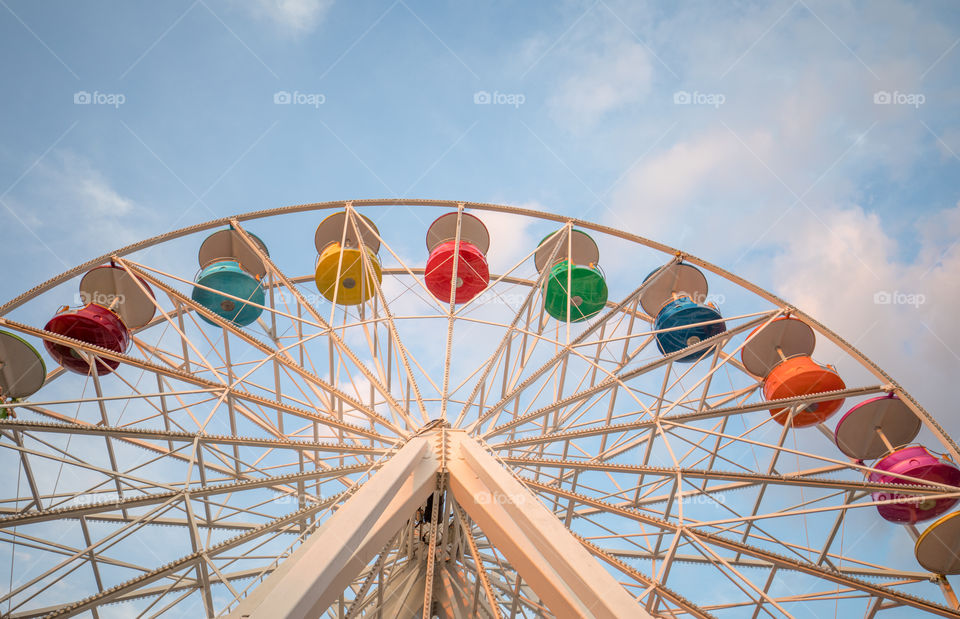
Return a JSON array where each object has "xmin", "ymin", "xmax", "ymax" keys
[{"xmin": 0, "ymin": 200, "xmax": 959, "ymax": 618}]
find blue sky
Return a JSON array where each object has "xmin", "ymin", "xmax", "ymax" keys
[
  {"xmin": 2, "ymin": 2, "xmax": 960, "ymax": 616},
  {"xmin": 1, "ymin": 0, "xmax": 959, "ymax": 429}
]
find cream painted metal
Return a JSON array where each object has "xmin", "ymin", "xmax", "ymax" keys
[
  {"xmin": 1, "ymin": 201, "xmax": 959, "ymax": 618},
  {"xmin": 446, "ymin": 431, "xmax": 650, "ymax": 619},
  {"xmin": 228, "ymin": 430, "xmax": 647, "ymax": 619},
  {"xmin": 227, "ymin": 436, "xmax": 439, "ymax": 618}
]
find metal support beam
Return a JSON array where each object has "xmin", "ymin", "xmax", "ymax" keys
[
  {"xmin": 225, "ymin": 430, "xmax": 648, "ymax": 618},
  {"xmin": 227, "ymin": 436, "xmax": 440, "ymax": 618},
  {"xmin": 445, "ymin": 431, "xmax": 650, "ymax": 619}
]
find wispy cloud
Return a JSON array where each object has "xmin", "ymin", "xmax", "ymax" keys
[
  {"xmin": 520, "ymin": 0, "xmax": 960, "ymax": 435},
  {"xmin": 769, "ymin": 202, "xmax": 960, "ymax": 418},
  {"xmin": 4, "ymin": 151, "xmax": 151, "ymax": 262},
  {"xmin": 243, "ymin": 0, "xmax": 334, "ymax": 35},
  {"xmin": 61, "ymin": 153, "xmax": 136, "ymax": 217},
  {"xmin": 547, "ymin": 37, "xmax": 654, "ymax": 132}
]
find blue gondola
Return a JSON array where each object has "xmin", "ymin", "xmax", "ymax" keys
[
  {"xmin": 192, "ymin": 229, "xmax": 269, "ymax": 327},
  {"xmin": 192, "ymin": 260, "xmax": 265, "ymax": 327},
  {"xmin": 641, "ymin": 264, "xmax": 726, "ymax": 363},
  {"xmin": 653, "ymin": 296, "xmax": 725, "ymax": 361}
]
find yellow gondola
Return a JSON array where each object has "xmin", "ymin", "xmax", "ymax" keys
[{"xmin": 314, "ymin": 211, "xmax": 383, "ymax": 305}]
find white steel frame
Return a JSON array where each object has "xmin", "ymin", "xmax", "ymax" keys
[{"xmin": 0, "ymin": 199, "xmax": 957, "ymax": 618}]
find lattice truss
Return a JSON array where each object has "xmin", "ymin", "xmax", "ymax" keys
[{"xmin": 0, "ymin": 201, "xmax": 958, "ymax": 618}]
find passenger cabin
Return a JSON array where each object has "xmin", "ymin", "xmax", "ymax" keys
[
  {"xmin": 43, "ymin": 265, "xmax": 156, "ymax": 376},
  {"xmin": 534, "ymin": 229, "xmax": 608, "ymax": 323},
  {"xmin": 835, "ymin": 395, "xmax": 958, "ymax": 523},
  {"xmin": 740, "ymin": 317, "xmax": 845, "ymax": 427},
  {"xmin": 314, "ymin": 211, "xmax": 382, "ymax": 306},
  {"xmin": 915, "ymin": 511, "xmax": 960, "ymax": 575},
  {"xmin": 192, "ymin": 228, "xmax": 268, "ymax": 327},
  {"xmin": 0, "ymin": 330, "xmax": 46, "ymax": 415},
  {"xmin": 424, "ymin": 212, "xmax": 490, "ymax": 304},
  {"xmin": 639, "ymin": 263, "xmax": 726, "ymax": 363}
]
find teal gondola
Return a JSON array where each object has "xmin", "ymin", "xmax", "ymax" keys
[{"xmin": 192, "ymin": 229, "xmax": 269, "ymax": 328}]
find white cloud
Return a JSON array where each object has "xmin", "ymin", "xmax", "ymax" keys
[
  {"xmin": 479, "ymin": 203, "xmax": 540, "ymax": 275},
  {"xmin": 56, "ymin": 152, "xmax": 135, "ymax": 217},
  {"xmin": 552, "ymin": 0, "xmax": 960, "ymax": 437},
  {"xmin": 247, "ymin": 0, "xmax": 334, "ymax": 35},
  {"xmin": 768, "ymin": 202, "xmax": 960, "ymax": 438},
  {"xmin": 609, "ymin": 130, "xmax": 766, "ymax": 244},
  {"xmin": 547, "ymin": 37, "xmax": 654, "ymax": 132},
  {"xmin": 3, "ymin": 151, "xmax": 152, "ymax": 265}
]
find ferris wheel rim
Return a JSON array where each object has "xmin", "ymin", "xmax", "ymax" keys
[
  {"xmin": 0, "ymin": 198, "xmax": 952, "ymax": 459},
  {"xmin": 1, "ymin": 200, "xmax": 958, "ymax": 617}
]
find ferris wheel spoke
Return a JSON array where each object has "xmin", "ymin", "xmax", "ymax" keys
[
  {"xmin": 509, "ymin": 431, "xmax": 922, "ymax": 524},
  {"xmin": 0, "ymin": 318, "xmax": 392, "ymax": 444},
  {"xmin": 521, "ymin": 479, "xmax": 960, "ymax": 617},
  {"xmin": 437, "ymin": 205, "xmax": 467, "ymax": 419},
  {"xmin": 230, "ymin": 219, "xmax": 419, "ymax": 431},
  {"xmin": 734, "ymin": 412, "xmax": 794, "ymax": 556},
  {"xmin": 561, "ymin": 308, "xmax": 779, "ymax": 433},
  {"xmin": 484, "ymin": 307, "xmax": 757, "ymax": 446},
  {"xmin": 528, "ymin": 365, "xmax": 755, "ymax": 460},
  {"xmin": 481, "ymin": 311, "xmax": 776, "ymax": 440},
  {"xmin": 683, "ymin": 529, "xmax": 792, "ymax": 618},
  {"xmin": 345, "ymin": 209, "xmax": 485, "ymax": 421},
  {"xmin": 0, "ymin": 437, "xmax": 182, "ymax": 499},
  {"xmin": 499, "ymin": 456, "xmax": 954, "ymax": 501},
  {"xmin": 7, "ymin": 410, "xmax": 355, "ymax": 518},
  {"xmin": 456, "ymin": 229, "xmax": 573, "ymax": 431},
  {"xmin": 475, "ymin": 552, "xmax": 550, "ymax": 616},
  {"xmin": 2, "ymin": 431, "xmax": 44, "ymax": 511},
  {"xmin": 341, "ymin": 209, "xmax": 436, "ymax": 423},
  {"xmin": 4, "ymin": 404, "xmax": 354, "ymax": 495},
  {"xmin": 114, "ymin": 259, "xmax": 241, "ymax": 387},
  {"xmin": 571, "ymin": 532, "xmax": 714, "ymax": 619},
  {"xmin": 118, "ymin": 258, "xmax": 404, "ymax": 437},
  {"xmin": 0, "ymin": 460, "xmax": 374, "ymax": 529},
  {"xmin": 0, "ymin": 386, "xmax": 220, "ymax": 414},
  {"xmin": 467, "ymin": 258, "xmax": 680, "ymax": 437},
  {"xmin": 491, "ymin": 383, "xmax": 884, "ymax": 453},
  {"xmin": 452, "ymin": 503, "xmax": 502, "ymax": 618},
  {"xmin": 0, "ymin": 419, "xmax": 386, "ymax": 455},
  {"xmin": 12, "ymin": 565, "xmax": 267, "ymax": 616},
  {"xmin": 40, "ymin": 490, "xmax": 350, "ymax": 619},
  {"xmin": 1, "ymin": 527, "xmax": 163, "ymax": 586},
  {"xmin": 337, "ymin": 533, "xmax": 404, "ymax": 618},
  {"xmin": 608, "ymin": 546, "xmax": 929, "ymax": 582},
  {"xmin": 622, "ymin": 477, "xmax": 914, "ymax": 559},
  {"xmin": 0, "ymin": 495, "xmax": 184, "ymax": 614}
]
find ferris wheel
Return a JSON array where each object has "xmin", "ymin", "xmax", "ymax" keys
[{"xmin": 0, "ymin": 199, "xmax": 959, "ymax": 618}]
